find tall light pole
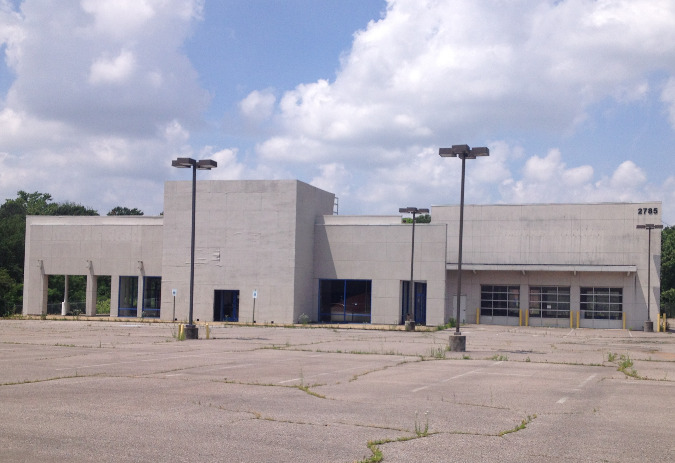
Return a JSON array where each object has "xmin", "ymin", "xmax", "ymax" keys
[
  {"xmin": 399, "ymin": 207, "xmax": 430, "ymax": 330},
  {"xmin": 439, "ymin": 144, "xmax": 489, "ymax": 351},
  {"xmin": 636, "ymin": 223, "xmax": 663, "ymax": 332},
  {"xmin": 171, "ymin": 157, "xmax": 217, "ymax": 339}
]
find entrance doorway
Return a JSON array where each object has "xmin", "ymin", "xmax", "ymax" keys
[
  {"xmin": 401, "ymin": 281, "xmax": 427, "ymax": 325},
  {"xmin": 214, "ymin": 290, "xmax": 239, "ymax": 322}
]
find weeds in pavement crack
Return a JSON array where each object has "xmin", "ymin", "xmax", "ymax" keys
[{"xmin": 499, "ymin": 414, "xmax": 537, "ymax": 436}]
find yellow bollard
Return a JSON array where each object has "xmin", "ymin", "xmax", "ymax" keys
[
  {"xmin": 622, "ymin": 313, "xmax": 626, "ymax": 330},
  {"xmin": 525, "ymin": 309, "xmax": 529, "ymax": 327},
  {"xmin": 206, "ymin": 323, "xmax": 210, "ymax": 339},
  {"xmin": 179, "ymin": 324, "xmax": 184, "ymax": 338},
  {"xmin": 570, "ymin": 311, "xmax": 573, "ymax": 329},
  {"xmin": 519, "ymin": 309, "xmax": 522, "ymax": 327},
  {"xmin": 577, "ymin": 311, "xmax": 580, "ymax": 329},
  {"xmin": 476, "ymin": 308, "xmax": 480, "ymax": 325}
]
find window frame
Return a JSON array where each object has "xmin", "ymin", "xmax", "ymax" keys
[
  {"xmin": 529, "ymin": 286, "xmax": 570, "ymax": 319},
  {"xmin": 580, "ymin": 287, "xmax": 623, "ymax": 320},
  {"xmin": 480, "ymin": 285, "xmax": 520, "ymax": 317}
]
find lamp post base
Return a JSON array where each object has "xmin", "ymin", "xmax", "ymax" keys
[
  {"xmin": 643, "ymin": 321, "xmax": 654, "ymax": 332},
  {"xmin": 449, "ymin": 332, "xmax": 466, "ymax": 352},
  {"xmin": 184, "ymin": 324, "xmax": 199, "ymax": 339},
  {"xmin": 405, "ymin": 320, "xmax": 416, "ymax": 331}
]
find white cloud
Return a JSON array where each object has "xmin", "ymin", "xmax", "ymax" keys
[
  {"xmin": 2, "ymin": 0, "xmax": 208, "ymax": 136},
  {"xmin": 2, "ymin": 0, "xmax": 675, "ymax": 224},
  {"xmin": 252, "ymin": 0, "xmax": 675, "ymax": 162},
  {"xmin": 661, "ymin": 77, "xmax": 675, "ymax": 129},
  {"xmin": 205, "ymin": 148, "xmax": 246, "ymax": 181},
  {"xmin": 0, "ymin": 0, "xmax": 211, "ymax": 214},
  {"xmin": 609, "ymin": 160, "xmax": 646, "ymax": 189},
  {"xmin": 237, "ymin": 0, "xmax": 675, "ymax": 221},
  {"xmin": 310, "ymin": 163, "xmax": 352, "ymax": 199},
  {"xmin": 496, "ymin": 149, "xmax": 657, "ymax": 208},
  {"xmin": 89, "ymin": 49, "xmax": 136, "ymax": 85},
  {"xmin": 239, "ymin": 89, "xmax": 276, "ymax": 123},
  {"xmin": 80, "ymin": 0, "xmax": 157, "ymax": 39}
]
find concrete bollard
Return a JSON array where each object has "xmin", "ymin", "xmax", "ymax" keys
[
  {"xmin": 449, "ymin": 333, "xmax": 466, "ymax": 352},
  {"xmin": 206, "ymin": 323, "xmax": 210, "ymax": 339},
  {"xmin": 184, "ymin": 325, "xmax": 198, "ymax": 339}
]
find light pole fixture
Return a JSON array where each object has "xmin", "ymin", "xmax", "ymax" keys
[
  {"xmin": 439, "ymin": 144, "xmax": 489, "ymax": 351},
  {"xmin": 636, "ymin": 223, "xmax": 663, "ymax": 332},
  {"xmin": 399, "ymin": 206, "xmax": 430, "ymax": 330},
  {"xmin": 171, "ymin": 157, "xmax": 217, "ymax": 339}
]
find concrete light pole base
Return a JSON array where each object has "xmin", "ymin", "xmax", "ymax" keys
[
  {"xmin": 643, "ymin": 321, "xmax": 654, "ymax": 332},
  {"xmin": 405, "ymin": 321, "xmax": 416, "ymax": 331},
  {"xmin": 449, "ymin": 333, "xmax": 466, "ymax": 352},
  {"xmin": 184, "ymin": 325, "xmax": 199, "ymax": 339}
]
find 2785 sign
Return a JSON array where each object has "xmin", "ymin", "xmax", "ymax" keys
[{"xmin": 638, "ymin": 207, "xmax": 658, "ymax": 215}]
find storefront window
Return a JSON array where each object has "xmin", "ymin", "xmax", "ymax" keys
[{"xmin": 319, "ymin": 279, "xmax": 372, "ymax": 323}]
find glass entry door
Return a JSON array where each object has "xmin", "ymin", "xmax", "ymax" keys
[
  {"xmin": 214, "ymin": 290, "xmax": 239, "ymax": 322},
  {"xmin": 401, "ymin": 281, "xmax": 427, "ymax": 325}
]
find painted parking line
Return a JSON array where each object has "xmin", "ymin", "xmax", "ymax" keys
[
  {"xmin": 557, "ymin": 373, "xmax": 598, "ymax": 404},
  {"xmin": 573, "ymin": 373, "xmax": 597, "ymax": 391},
  {"xmin": 412, "ymin": 362, "xmax": 511, "ymax": 392},
  {"xmin": 197, "ymin": 363, "xmax": 254, "ymax": 373},
  {"xmin": 277, "ymin": 361, "xmax": 401, "ymax": 384}
]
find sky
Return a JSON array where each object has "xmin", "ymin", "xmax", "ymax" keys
[{"xmin": 1, "ymin": 0, "xmax": 675, "ymax": 225}]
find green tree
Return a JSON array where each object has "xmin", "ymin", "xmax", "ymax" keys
[
  {"xmin": 402, "ymin": 214, "xmax": 431, "ymax": 224},
  {"xmin": 107, "ymin": 206, "xmax": 143, "ymax": 216},
  {"xmin": 661, "ymin": 226, "xmax": 675, "ymax": 317},
  {"xmin": 16, "ymin": 191, "xmax": 58, "ymax": 215},
  {"xmin": 54, "ymin": 202, "xmax": 98, "ymax": 216}
]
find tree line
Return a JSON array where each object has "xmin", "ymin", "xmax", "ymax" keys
[{"xmin": 0, "ymin": 191, "xmax": 142, "ymax": 316}]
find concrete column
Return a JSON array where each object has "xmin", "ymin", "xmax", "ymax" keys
[
  {"xmin": 61, "ymin": 275, "xmax": 70, "ymax": 316},
  {"xmin": 137, "ymin": 261, "xmax": 145, "ymax": 318},
  {"xmin": 110, "ymin": 275, "xmax": 119, "ymax": 317},
  {"xmin": 86, "ymin": 273, "xmax": 97, "ymax": 316},
  {"xmin": 26, "ymin": 260, "xmax": 49, "ymax": 316},
  {"xmin": 137, "ymin": 276, "xmax": 145, "ymax": 318},
  {"xmin": 39, "ymin": 273, "xmax": 48, "ymax": 316}
]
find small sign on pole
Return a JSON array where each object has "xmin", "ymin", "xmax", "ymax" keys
[
  {"xmin": 172, "ymin": 289, "xmax": 177, "ymax": 321},
  {"xmin": 252, "ymin": 289, "xmax": 257, "ymax": 323}
]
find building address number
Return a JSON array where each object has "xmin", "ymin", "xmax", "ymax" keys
[{"xmin": 638, "ymin": 207, "xmax": 658, "ymax": 215}]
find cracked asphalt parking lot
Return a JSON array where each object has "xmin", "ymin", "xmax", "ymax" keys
[{"xmin": 1, "ymin": 319, "xmax": 674, "ymax": 462}]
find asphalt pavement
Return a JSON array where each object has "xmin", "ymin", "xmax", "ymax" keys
[{"xmin": 0, "ymin": 319, "xmax": 673, "ymax": 462}]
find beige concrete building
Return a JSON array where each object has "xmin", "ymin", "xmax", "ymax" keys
[{"xmin": 22, "ymin": 180, "xmax": 662, "ymax": 330}]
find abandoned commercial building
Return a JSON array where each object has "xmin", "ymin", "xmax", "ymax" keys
[{"xmin": 22, "ymin": 179, "xmax": 662, "ymax": 330}]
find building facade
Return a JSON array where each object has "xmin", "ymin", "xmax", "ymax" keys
[{"xmin": 23, "ymin": 180, "xmax": 662, "ymax": 330}]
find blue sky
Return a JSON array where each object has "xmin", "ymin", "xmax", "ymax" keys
[{"xmin": 1, "ymin": 0, "xmax": 675, "ymax": 225}]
